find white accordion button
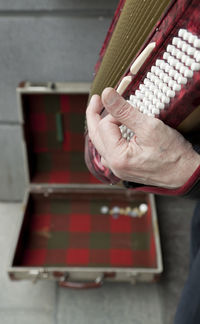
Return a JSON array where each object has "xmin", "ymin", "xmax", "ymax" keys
[
  {"xmin": 160, "ymin": 61, "xmax": 166, "ymax": 70},
  {"xmin": 149, "ymin": 84, "xmax": 156, "ymax": 92},
  {"xmin": 135, "ymin": 90, "xmax": 143, "ymax": 99},
  {"xmin": 177, "ymin": 76, "xmax": 187, "ymax": 84},
  {"xmin": 188, "ymin": 34, "xmax": 197, "ymax": 44},
  {"xmin": 163, "ymin": 52, "xmax": 170, "ymax": 60},
  {"xmin": 166, "ymin": 45, "xmax": 174, "ymax": 53},
  {"xmin": 155, "ymin": 59, "xmax": 163, "ymax": 67},
  {"xmin": 175, "ymin": 61, "xmax": 183, "ymax": 71},
  {"xmin": 178, "ymin": 29, "xmax": 187, "ymax": 38},
  {"xmin": 184, "ymin": 69, "xmax": 193, "ymax": 78},
  {"xmin": 164, "ymin": 63, "xmax": 171, "ymax": 73},
  {"xmin": 194, "ymin": 51, "xmax": 200, "ymax": 62},
  {"xmin": 171, "ymin": 47, "xmax": 179, "ymax": 57},
  {"xmin": 147, "ymin": 72, "xmax": 152, "ymax": 80},
  {"xmin": 194, "ymin": 39, "xmax": 200, "ymax": 48},
  {"xmin": 161, "ymin": 95, "xmax": 170, "ymax": 104},
  {"xmin": 172, "ymin": 83, "xmax": 181, "ymax": 92},
  {"xmin": 154, "ymin": 78, "xmax": 160, "ymax": 86},
  {"xmin": 177, "ymin": 39, "xmax": 183, "ymax": 49},
  {"xmin": 179, "ymin": 65, "xmax": 186, "ymax": 74},
  {"xmin": 130, "ymin": 94, "xmax": 137, "ymax": 102},
  {"xmin": 181, "ymin": 42, "xmax": 188, "ymax": 52},
  {"xmin": 144, "ymin": 90, "xmax": 151, "ymax": 98},
  {"xmin": 175, "ymin": 50, "xmax": 183, "ymax": 60},
  {"xmin": 185, "ymin": 57, "xmax": 194, "ymax": 67},
  {"xmin": 172, "ymin": 37, "xmax": 179, "ymax": 46},
  {"xmin": 144, "ymin": 100, "xmax": 151, "ymax": 107},
  {"xmin": 168, "ymin": 79, "xmax": 175, "ymax": 88},
  {"xmin": 174, "ymin": 72, "xmax": 181, "ymax": 81},
  {"xmin": 160, "ymin": 72, "xmax": 166, "ymax": 80},
  {"xmin": 153, "ymin": 88, "xmax": 159, "ymax": 96},
  {"xmin": 187, "ymin": 46, "xmax": 196, "ymax": 56},
  {"xmin": 139, "ymin": 84, "xmax": 146, "ymax": 92},
  {"xmin": 169, "ymin": 69, "xmax": 176, "ymax": 77},
  {"xmin": 144, "ymin": 79, "xmax": 151, "ymax": 87},
  {"xmin": 167, "ymin": 56, "xmax": 174, "ymax": 65},
  {"xmin": 163, "ymin": 75, "xmax": 171, "ymax": 83},
  {"xmin": 154, "ymin": 67, "xmax": 161, "ymax": 76},
  {"xmin": 191, "ymin": 62, "xmax": 200, "ymax": 71},
  {"xmin": 156, "ymin": 101, "xmax": 165, "ymax": 110},
  {"xmin": 152, "ymin": 108, "xmax": 160, "ymax": 115},
  {"xmin": 167, "ymin": 89, "xmax": 175, "ymax": 98},
  {"xmin": 181, "ymin": 54, "xmax": 188, "ymax": 64},
  {"xmin": 182, "ymin": 30, "xmax": 190, "ymax": 41},
  {"xmin": 149, "ymin": 104, "xmax": 155, "ymax": 111}
]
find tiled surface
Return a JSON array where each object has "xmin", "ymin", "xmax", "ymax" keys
[{"xmin": 0, "ymin": 196, "xmax": 197, "ymax": 324}]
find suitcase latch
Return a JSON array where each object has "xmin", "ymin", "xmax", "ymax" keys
[{"xmin": 29, "ymin": 269, "xmax": 50, "ymax": 283}]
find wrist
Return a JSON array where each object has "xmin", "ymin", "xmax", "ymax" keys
[{"xmin": 171, "ymin": 148, "xmax": 200, "ymax": 188}]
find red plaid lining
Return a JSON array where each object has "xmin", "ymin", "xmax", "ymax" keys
[
  {"xmin": 22, "ymin": 93, "xmax": 100, "ymax": 184},
  {"xmin": 15, "ymin": 195, "xmax": 158, "ymax": 269}
]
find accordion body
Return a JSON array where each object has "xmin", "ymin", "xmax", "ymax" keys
[{"xmin": 85, "ymin": 0, "xmax": 200, "ymax": 194}]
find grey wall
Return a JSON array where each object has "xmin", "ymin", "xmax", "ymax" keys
[{"xmin": 0, "ymin": 1, "xmax": 118, "ymax": 200}]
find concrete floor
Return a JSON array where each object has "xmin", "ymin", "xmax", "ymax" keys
[{"xmin": 0, "ymin": 196, "xmax": 196, "ymax": 324}]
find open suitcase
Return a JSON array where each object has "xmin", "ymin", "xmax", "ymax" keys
[{"xmin": 8, "ymin": 82, "xmax": 163, "ymax": 288}]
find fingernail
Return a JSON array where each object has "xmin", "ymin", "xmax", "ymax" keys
[{"xmin": 103, "ymin": 88, "xmax": 117, "ymax": 106}]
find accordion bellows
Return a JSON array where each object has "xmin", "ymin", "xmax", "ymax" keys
[
  {"xmin": 90, "ymin": 0, "xmax": 172, "ymax": 97},
  {"xmin": 85, "ymin": 0, "xmax": 200, "ymax": 195}
]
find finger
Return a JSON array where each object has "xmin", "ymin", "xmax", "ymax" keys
[
  {"xmin": 100, "ymin": 107, "xmax": 121, "ymax": 125},
  {"xmin": 86, "ymin": 94, "xmax": 106, "ymax": 157},
  {"xmin": 101, "ymin": 87, "xmax": 149, "ymax": 135},
  {"xmin": 98, "ymin": 113, "xmax": 129, "ymax": 156},
  {"xmin": 86, "ymin": 94, "xmax": 103, "ymax": 138},
  {"xmin": 104, "ymin": 113, "xmax": 122, "ymax": 126}
]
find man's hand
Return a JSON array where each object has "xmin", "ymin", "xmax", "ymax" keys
[{"xmin": 86, "ymin": 87, "xmax": 200, "ymax": 188}]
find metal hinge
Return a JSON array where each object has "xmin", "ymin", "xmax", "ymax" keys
[{"xmin": 29, "ymin": 269, "xmax": 50, "ymax": 283}]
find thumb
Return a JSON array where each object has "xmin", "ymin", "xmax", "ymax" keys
[{"xmin": 101, "ymin": 87, "xmax": 148, "ymax": 135}]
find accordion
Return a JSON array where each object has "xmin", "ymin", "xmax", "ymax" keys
[{"xmin": 85, "ymin": 0, "xmax": 200, "ymax": 194}]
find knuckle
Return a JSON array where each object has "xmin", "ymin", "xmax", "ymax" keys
[
  {"xmin": 148, "ymin": 117, "xmax": 162, "ymax": 130},
  {"xmin": 144, "ymin": 117, "xmax": 163, "ymax": 136},
  {"xmin": 115, "ymin": 101, "xmax": 132, "ymax": 121}
]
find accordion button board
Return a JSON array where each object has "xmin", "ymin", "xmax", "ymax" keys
[{"xmin": 120, "ymin": 28, "xmax": 200, "ymax": 141}]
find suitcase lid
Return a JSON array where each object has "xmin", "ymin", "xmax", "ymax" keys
[{"xmin": 18, "ymin": 82, "xmax": 102, "ymax": 187}]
